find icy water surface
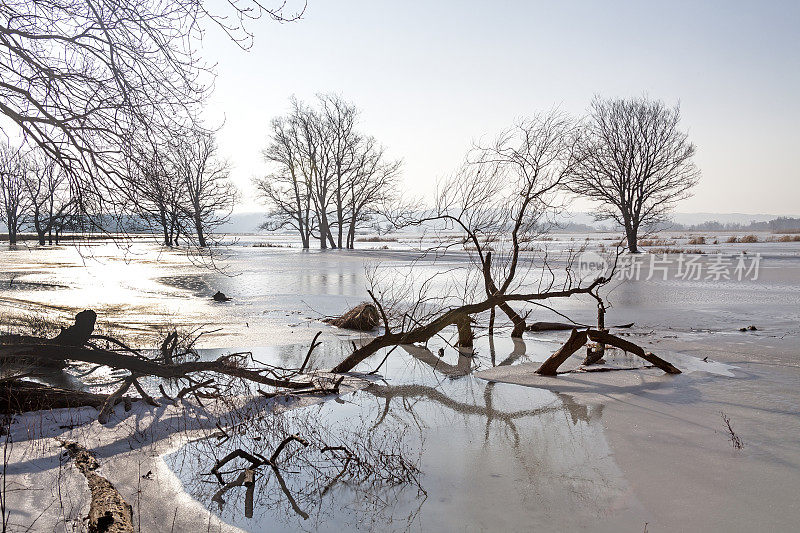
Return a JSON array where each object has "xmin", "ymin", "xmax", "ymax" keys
[
  {"xmin": 2, "ymin": 234, "xmax": 800, "ymax": 531},
  {"xmin": 164, "ymin": 335, "xmax": 635, "ymax": 532}
]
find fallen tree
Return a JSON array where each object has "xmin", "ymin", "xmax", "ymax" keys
[
  {"xmin": 59, "ymin": 440, "xmax": 134, "ymax": 533},
  {"xmin": 0, "ymin": 310, "xmax": 332, "ymax": 423}
]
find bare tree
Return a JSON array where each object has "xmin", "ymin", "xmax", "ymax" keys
[
  {"xmin": 345, "ymin": 137, "xmax": 401, "ymax": 249},
  {"xmin": 320, "ymin": 94, "xmax": 359, "ymax": 248},
  {"xmin": 0, "ymin": 0, "xmax": 303, "ymax": 234},
  {"xmin": 568, "ymin": 96, "xmax": 700, "ymax": 253},
  {"xmin": 257, "ymin": 115, "xmax": 315, "ymax": 248},
  {"xmin": 391, "ymin": 111, "xmax": 581, "ymax": 337},
  {"xmin": 174, "ymin": 131, "xmax": 236, "ymax": 247},
  {"xmin": 23, "ymin": 153, "xmax": 75, "ymax": 245},
  {"xmin": 258, "ymin": 95, "xmax": 400, "ymax": 249},
  {"xmin": 126, "ymin": 144, "xmax": 187, "ymax": 247},
  {"xmin": 0, "ymin": 143, "xmax": 28, "ymax": 244}
]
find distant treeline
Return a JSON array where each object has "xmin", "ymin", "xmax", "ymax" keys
[{"xmin": 661, "ymin": 216, "xmax": 800, "ymax": 233}]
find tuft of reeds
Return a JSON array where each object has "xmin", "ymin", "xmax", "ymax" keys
[{"xmin": 720, "ymin": 411, "xmax": 744, "ymax": 450}]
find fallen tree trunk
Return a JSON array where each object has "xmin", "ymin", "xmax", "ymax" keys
[
  {"xmin": 586, "ymin": 330, "xmax": 681, "ymax": 374},
  {"xmin": 331, "ymin": 279, "xmax": 609, "ymax": 373},
  {"xmin": 60, "ymin": 440, "xmax": 134, "ymax": 533},
  {"xmin": 535, "ymin": 329, "xmax": 589, "ymax": 376},
  {"xmin": 1, "ymin": 380, "xmax": 135, "ymax": 414},
  {"xmin": 527, "ymin": 322, "xmax": 579, "ymax": 332},
  {"xmin": 0, "ymin": 343, "xmax": 312, "ymax": 389}
]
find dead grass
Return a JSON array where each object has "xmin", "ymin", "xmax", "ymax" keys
[
  {"xmin": 769, "ymin": 235, "xmax": 800, "ymax": 242},
  {"xmin": 687, "ymin": 236, "xmax": 706, "ymax": 245},
  {"xmin": 354, "ymin": 236, "xmax": 398, "ymax": 242},
  {"xmin": 720, "ymin": 411, "xmax": 744, "ymax": 450},
  {"xmin": 648, "ymin": 247, "xmax": 706, "ymax": 255},
  {"xmin": 638, "ymin": 238, "xmax": 677, "ymax": 247}
]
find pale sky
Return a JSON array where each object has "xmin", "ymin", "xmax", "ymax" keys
[{"xmin": 203, "ymin": 0, "xmax": 800, "ymax": 215}]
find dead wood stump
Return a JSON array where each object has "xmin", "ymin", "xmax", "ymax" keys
[
  {"xmin": 53, "ymin": 310, "xmax": 97, "ymax": 346},
  {"xmin": 583, "ymin": 342, "xmax": 605, "ymax": 365},
  {"xmin": 456, "ymin": 317, "xmax": 474, "ymax": 348}
]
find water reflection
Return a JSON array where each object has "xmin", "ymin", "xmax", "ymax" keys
[{"xmin": 168, "ymin": 334, "xmax": 635, "ymax": 531}]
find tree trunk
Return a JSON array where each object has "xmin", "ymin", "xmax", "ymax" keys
[
  {"xmin": 586, "ymin": 329, "xmax": 681, "ymax": 374},
  {"xmin": 625, "ymin": 223, "xmax": 639, "ymax": 253},
  {"xmin": 456, "ymin": 317, "xmax": 473, "ymax": 349},
  {"xmin": 535, "ymin": 329, "xmax": 588, "ymax": 375},
  {"xmin": 34, "ymin": 216, "xmax": 46, "ymax": 245},
  {"xmin": 194, "ymin": 215, "xmax": 207, "ymax": 247}
]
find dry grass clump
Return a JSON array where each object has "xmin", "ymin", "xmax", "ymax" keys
[
  {"xmin": 720, "ymin": 411, "xmax": 744, "ymax": 450},
  {"xmin": 638, "ymin": 238, "xmax": 677, "ymax": 246},
  {"xmin": 687, "ymin": 236, "xmax": 706, "ymax": 245},
  {"xmin": 354, "ymin": 236, "xmax": 398, "ymax": 242},
  {"xmin": 728, "ymin": 234, "xmax": 761, "ymax": 244},
  {"xmin": 771, "ymin": 235, "xmax": 800, "ymax": 242},
  {"xmin": 2, "ymin": 312, "xmax": 64, "ymax": 337},
  {"xmin": 648, "ymin": 247, "xmax": 705, "ymax": 255},
  {"xmin": 324, "ymin": 302, "xmax": 380, "ymax": 331}
]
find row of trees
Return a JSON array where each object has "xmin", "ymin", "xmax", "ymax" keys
[
  {"xmin": 255, "ymin": 94, "xmax": 401, "ymax": 249},
  {"xmin": 0, "ymin": 143, "xmax": 75, "ymax": 245},
  {"xmin": 1, "ymin": 0, "xmax": 299, "ymax": 246},
  {"xmin": 125, "ymin": 131, "xmax": 236, "ymax": 247},
  {"xmin": 256, "ymin": 95, "xmax": 699, "ymax": 253},
  {"xmin": 0, "ymin": 129, "xmax": 236, "ymax": 247}
]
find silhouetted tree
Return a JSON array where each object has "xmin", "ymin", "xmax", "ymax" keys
[
  {"xmin": 0, "ymin": 0, "xmax": 302, "ymax": 234},
  {"xmin": 174, "ymin": 131, "xmax": 236, "ymax": 247},
  {"xmin": 568, "ymin": 96, "xmax": 700, "ymax": 253},
  {"xmin": 0, "ymin": 143, "xmax": 28, "ymax": 244},
  {"xmin": 22, "ymin": 153, "xmax": 75, "ymax": 245},
  {"xmin": 257, "ymin": 95, "xmax": 400, "ymax": 249}
]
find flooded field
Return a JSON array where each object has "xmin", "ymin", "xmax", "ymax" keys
[{"xmin": 2, "ymin": 233, "xmax": 800, "ymax": 531}]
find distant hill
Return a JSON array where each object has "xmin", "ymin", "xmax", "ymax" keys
[{"xmin": 218, "ymin": 213, "xmax": 266, "ymax": 234}]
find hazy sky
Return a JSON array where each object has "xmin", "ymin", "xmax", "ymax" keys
[{"xmin": 203, "ymin": 0, "xmax": 800, "ymax": 215}]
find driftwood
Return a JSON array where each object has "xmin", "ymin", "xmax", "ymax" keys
[
  {"xmin": 213, "ymin": 291, "xmax": 232, "ymax": 302},
  {"xmin": 324, "ymin": 303, "xmax": 380, "ymax": 331},
  {"xmin": 1, "ymin": 380, "xmax": 136, "ymax": 414},
  {"xmin": 1, "ymin": 311, "xmax": 319, "ymax": 422},
  {"xmin": 535, "ymin": 329, "xmax": 589, "ymax": 376},
  {"xmin": 60, "ymin": 440, "xmax": 134, "ymax": 533},
  {"xmin": 526, "ymin": 322, "xmax": 577, "ymax": 332},
  {"xmin": 331, "ymin": 277, "xmax": 609, "ymax": 373},
  {"xmin": 587, "ymin": 329, "xmax": 681, "ymax": 374},
  {"xmin": 534, "ymin": 328, "xmax": 682, "ymax": 376},
  {"xmin": 1, "ymin": 343, "xmax": 312, "ymax": 390}
]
